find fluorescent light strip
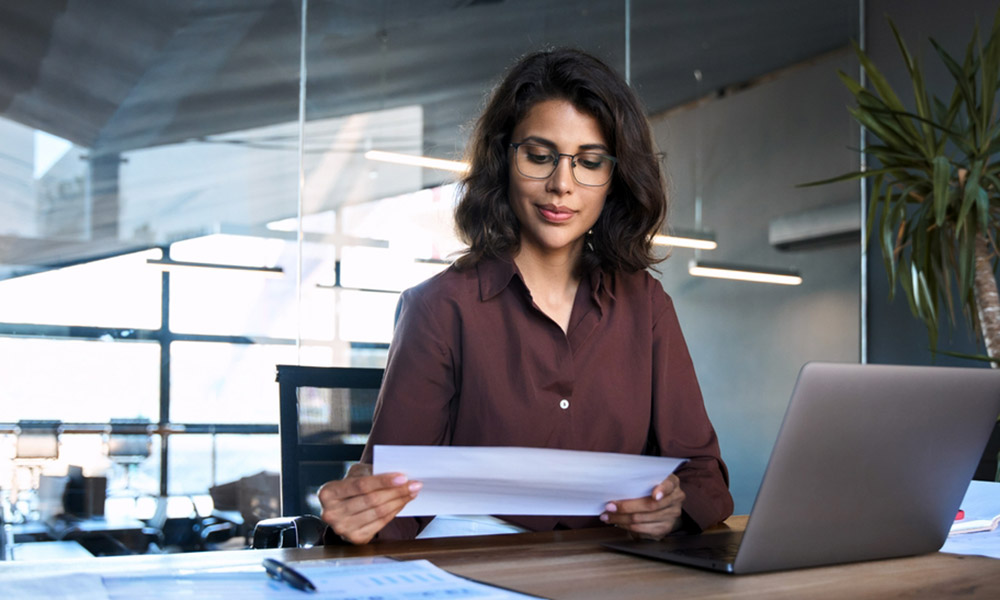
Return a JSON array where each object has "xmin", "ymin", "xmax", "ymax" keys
[
  {"xmin": 364, "ymin": 150, "xmax": 469, "ymax": 173},
  {"xmin": 688, "ymin": 260, "xmax": 802, "ymax": 286},
  {"xmin": 652, "ymin": 233, "xmax": 718, "ymax": 250},
  {"xmin": 147, "ymin": 258, "xmax": 284, "ymax": 278}
]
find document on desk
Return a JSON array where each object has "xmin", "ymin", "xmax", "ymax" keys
[
  {"xmin": 1, "ymin": 573, "xmax": 109, "ymax": 600},
  {"xmin": 374, "ymin": 445, "xmax": 686, "ymax": 517},
  {"xmin": 101, "ymin": 557, "xmax": 543, "ymax": 599},
  {"xmin": 942, "ymin": 480, "xmax": 1000, "ymax": 559}
]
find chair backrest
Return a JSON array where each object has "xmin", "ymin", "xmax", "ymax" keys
[
  {"xmin": 107, "ymin": 418, "xmax": 152, "ymax": 464},
  {"xmin": 275, "ymin": 365, "xmax": 383, "ymax": 517},
  {"xmin": 15, "ymin": 420, "xmax": 61, "ymax": 459}
]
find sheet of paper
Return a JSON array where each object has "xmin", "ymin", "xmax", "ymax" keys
[
  {"xmin": 942, "ymin": 480, "xmax": 1000, "ymax": 559},
  {"xmin": 374, "ymin": 445, "xmax": 686, "ymax": 517},
  {"xmin": 0, "ymin": 573, "xmax": 109, "ymax": 600},
  {"xmin": 102, "ymin": 558, "xmax": 541, "ymax": 600}
]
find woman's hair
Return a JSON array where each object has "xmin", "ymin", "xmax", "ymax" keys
[{"xmin": 453, "ymin": 47, "xmax": 667, "ymax": 274}]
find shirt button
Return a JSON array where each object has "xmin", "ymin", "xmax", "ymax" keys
[{"xmin": 559, "ymin": 399, "xmax": 570, "ymax": 410}]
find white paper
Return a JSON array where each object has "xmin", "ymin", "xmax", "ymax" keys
[
  {"xmin": 948, "ymin": 480, "xmax": 1000, "ymax": 534},
  {"xmin": 102, "ymin": 558, "xmax": 541, "ymax": 600},
  {"xmin": 374, "ymin": 445, "xmax": 686, "ymax": 517},
  {"xmin": 942, "ymin": 480, "xmax": 1000, "ymax": 559},
  {"xmin": 299, "ymin": 559, "xmax": 541, "ymax": 599},
  {"xmin": 0, "ymin": 573, "xmax": 109, "ymax": 600}
]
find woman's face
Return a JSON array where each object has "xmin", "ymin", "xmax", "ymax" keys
[{"xmin": 507, "ymin": 99, "xmax": 610, "ymax": 262}]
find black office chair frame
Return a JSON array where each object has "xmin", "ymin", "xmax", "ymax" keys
[{"xmin": 276, "ymin": 365, "xmax": 383, "ymax": 517}]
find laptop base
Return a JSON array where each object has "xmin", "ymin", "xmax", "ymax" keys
[{"xmin": 605, "ymin": 531, "xmax": 743, "ymax": 573}]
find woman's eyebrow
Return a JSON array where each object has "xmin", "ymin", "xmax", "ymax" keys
[
  {"xmin": 519, "ymin": 136, "xmax": 610, "ymax": 152},
  {"xmin": 518, "ymin": 135, "xmax": 556, "ymax": 148}
]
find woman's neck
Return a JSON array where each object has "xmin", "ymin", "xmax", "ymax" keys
[{"xmin": 513, "ymin": 244, "xmax": 582, "ymax": 333}]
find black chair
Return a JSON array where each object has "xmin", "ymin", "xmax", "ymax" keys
[{"xmin": 253, "ymin": 365, "xmax": 383, "ymax": 548}]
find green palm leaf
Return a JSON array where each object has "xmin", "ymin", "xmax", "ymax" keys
[{"xmin": 810, "ymin": 8, "xmax": 1000, "ymax": 359}]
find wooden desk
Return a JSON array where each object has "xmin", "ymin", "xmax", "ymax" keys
[{"xmin": 2, "ymin": 516, "xmax": 998, "ymax": 598}]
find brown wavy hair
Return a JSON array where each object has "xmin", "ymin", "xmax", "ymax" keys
[{"xmin": 453, "ymin": 48, "xmax": 667, "ymax": 274}]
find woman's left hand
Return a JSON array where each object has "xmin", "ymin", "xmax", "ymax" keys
[{"xmin": 600, "ymin": 474, "xmax": 685, "ymax": 540}]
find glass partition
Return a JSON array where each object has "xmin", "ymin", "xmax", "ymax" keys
[
  {"xmin": 0, "ymin": 2, "xmax": 302, "ymax": 510},
  {"xmin": 300, "ymin": 1, "xmax": 627, "ymax": 361},
  {"xmin": 0, "ymin": 0, "xmax": 860, "ymax": 527},
  {"xmin": 0, "ymin": 0, "xmax": 631, "ymax": 521}
]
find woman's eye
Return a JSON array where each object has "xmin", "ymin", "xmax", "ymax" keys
[
  {"xmin": 577, "ymin": 154, "xmax": 606, "ymax": 170},
  {"xmin": 526, "ymin": 152, "xmax": 553, "ymax": 164}
]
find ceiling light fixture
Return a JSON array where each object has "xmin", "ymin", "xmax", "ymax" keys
[
  {"xmin": 688, "ymin": 259, "xmax": 802, "ymax": 286},
  {"xmin": 146, "ymin": 258, "xmax": 284, "ymax": 278},
  {"xmin": 653, "ymin": 230, "xmax": 718, "ymax": 250},
  {"xmin": 364, "ymin": 150, "xmax": 469, "ymax": 173},
  {"xmin": 662, "ymin": 68, "xmax": 720, "ymax": 256}
]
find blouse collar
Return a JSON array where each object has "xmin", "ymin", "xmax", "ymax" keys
[{"xmin": 476, "ymin": 254, "xmax": 614, "ymax": 311}]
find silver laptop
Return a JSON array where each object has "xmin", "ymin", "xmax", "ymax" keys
[{"xmin": 604, "ymin": 362, "xmax": 1000, "ymax": 574}]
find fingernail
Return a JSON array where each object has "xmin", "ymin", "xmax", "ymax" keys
[
  {"xmin": 408, "ymin": 481, "xmax": 423, "ymax": 493},
  {"xmin": 392, "ymin": 475, "xmax": 407, "ymax": 486},
  {"xmin": 599, "ymin": 513, "xmax": 610, "ymax": 522},
  {"xmin": 654, "ymin": 490, "xmax": 664, "ymax": 501},
  {"xmin": 604, "ymin": 502, "xmax": 617, "ymax": 513}
]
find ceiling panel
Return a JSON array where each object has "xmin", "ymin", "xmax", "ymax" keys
[{"xmin": 0, "ymin": 0, "xmax": 858, "ymax": 272}]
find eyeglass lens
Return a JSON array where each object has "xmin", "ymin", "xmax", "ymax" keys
[{"xmin": 514, "ymin": 143, "xmax": 614, "ymax": 186}]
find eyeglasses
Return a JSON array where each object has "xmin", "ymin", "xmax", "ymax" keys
[{"xmin": 510, "ymin": 142, "xmax": 616, "ymax": 187}]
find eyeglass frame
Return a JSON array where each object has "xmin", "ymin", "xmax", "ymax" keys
[{"xmin": 509, "ymin": 142, "xmax": 617, "ymax": 187}]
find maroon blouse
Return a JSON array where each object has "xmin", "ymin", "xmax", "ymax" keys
[{"xmin": 360, "ymin": 255, "xmax": 733, "ymax": 539}]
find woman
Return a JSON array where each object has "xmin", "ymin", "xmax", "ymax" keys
[{"xmin": 319, "ymin": 48, "xmax": 733, "ymax": 544}]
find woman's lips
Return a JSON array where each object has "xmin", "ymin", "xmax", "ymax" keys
[{"xmin": 538, "ymin": 204, "xmax": 574, "ymax": 223}]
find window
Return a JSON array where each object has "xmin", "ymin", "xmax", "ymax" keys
[
  {"xmin": 0, "ymin": 249, "xmax": 163, "ymax": 329},
  {"xmin": 170, "ymin": 342, "xmax": 330, "ymax": 424},
  {"xmin": 0, "ymin": 1, "xmax": 622, "ymax": 517},
  {"xmin": 0, "ymin": 337, "xmax": 159, "ymax": 422}
]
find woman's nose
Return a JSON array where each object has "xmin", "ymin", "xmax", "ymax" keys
[{"xmin": 546, "ymin": 155, "xmax": 575, "ymax": 193}]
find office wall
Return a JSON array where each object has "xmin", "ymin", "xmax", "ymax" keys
[
  {"xmin": 865, "ymin": 0, "xmax": 998, "ymax": 366},
  {"xmin": 649, "ymin": 52, "xmax": 862, "ymax": 512},
  {"xmin": 662, "ymin": 0, "xmax": 1000, "ymax": 512}
]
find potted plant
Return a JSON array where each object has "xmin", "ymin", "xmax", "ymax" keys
[
  {"xmin": 810, "ymin": 9, "xmax": 1000, "ymax": 360},
  {"xmin": 809, "ymin": 9, "xmax": 1000, "ymax": 478}
]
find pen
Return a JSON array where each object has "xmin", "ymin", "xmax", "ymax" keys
[{"xmin": 263, "ymin": 557, "xmax": 317, "ymax": 593}]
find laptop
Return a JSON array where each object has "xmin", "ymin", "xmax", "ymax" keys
[{"xmin": 604, "ymin": 362, "xmax": 1000, "ymax": 574}]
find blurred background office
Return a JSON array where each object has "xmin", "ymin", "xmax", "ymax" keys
[{"xmin": 0, "ymin": 0, "xmax": 994, "ymax": 556}]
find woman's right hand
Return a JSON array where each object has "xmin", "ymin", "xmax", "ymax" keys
[{"xmin": 317, "ymin": 463, "xmax": 422, "ymax": 545}]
